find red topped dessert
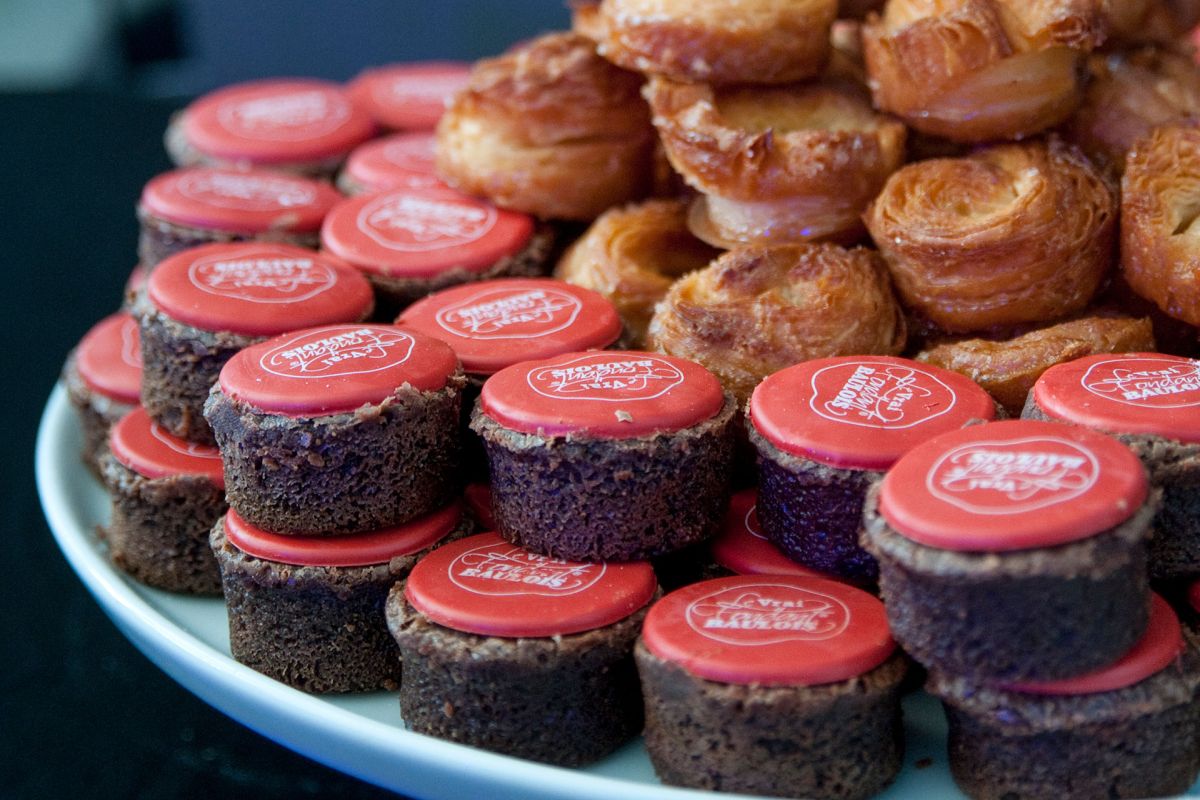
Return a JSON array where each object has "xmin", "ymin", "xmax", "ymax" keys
[
  {"xmin": 336, "ymin": 132, "xmax": 445, "ymax": 195},
  {"xmin": 710, "ymin": 489, "xmax": 831, "ymax": 578},
  {"xmin": 63, "ymin": 312, "xmax": 142, "ymax": 474},
  {"xmin": 345, "ymin": 61, "xmax": 471, "ymax": 131},
  {"xmin": 109, "ymin": 406, "xmax": 224, "ymax": 486}
]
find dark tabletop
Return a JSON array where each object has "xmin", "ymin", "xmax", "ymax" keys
[{"xmin": 1, "ymin": 91, "xmax": 408, "ymax": 800}]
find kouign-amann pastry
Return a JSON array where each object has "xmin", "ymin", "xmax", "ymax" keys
[
  {"xmin": 648, "ymin": 243, "xmax": 906, "ymax": 405},
  {"xmin": 865, "ymin": 139, "xmax": 1116, "ymax": 334},
  {"xmin": 63, "ymin": 312, "xmax": 142, "ymax": 475},
  {"xmin": 645, "ymin": 77, "xmax": 905, "ymax": 247},
  {"xmin": 1102, "ymin": 0, "xmax": 1200, "ymax": 46},
  {"xmin": 344, "ymin": 61, "xmax": 470, "ymax": 132},
  {"xmin": 862, "ymin": 0, "xmax": 1105, "ymax": 142},
  {"xmin": 436, "ymin": 32, "xmax": 656, "ymax": 221}
]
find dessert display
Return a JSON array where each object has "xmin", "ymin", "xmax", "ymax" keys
[
  {"xmin": 1103, "ymin": 0, "xmax": 1200, "ymax": 46},
  {"xmin": 62, "ymin": 312, "xmax": 142, "ymax": 475},
  {"xmin": 344, "ymin": 61, "xmax": 471, "ymax": 132},
  {"xmin": 709, "ymin": 488, "xmax": 833, "ymax": 578},
  {"xmin": 335, "ymin": 131, "xmax": 444, "ymax": 195}
]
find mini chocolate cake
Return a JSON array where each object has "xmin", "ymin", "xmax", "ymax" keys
[
  {"xmin": 462, "ymin": 483, "xmax": 495, "ymax": 531},
  {"xmin": 385, "ymin": 532, "xmax": 656, "ymax": 765},
  {"xmin": 212, "ymin": 503, "xmax": 468, "ymax": 693},
  {"xmin": 137, "ymin": 167, "xmax": 341, "ymax": 268},
  {"xmin": 99, "ymin": 406, "xmax": 227, "ymax": 594},
  {"xmin": 63, "ymin": 312, "xmax": 142, "ymax": 476},
  {"xmin": 862, "ymin": 418, "xmax": 1157, "ymax": 682},
  {"xmin": 136, "ymin": 242, "xmax": 374, "ymax": 444},
  {"xmin": 344, "ymin": 62, "xmax": 470, "ymax": 132},
  {"xmin": 928, "ymin": 594, "xmax": 1200, "ymax": 800},
  {"xmin": 748, "ymin": 356, "xmax": 998, "ymax": 584},
  {"xmin": 165, "ymin": 79, "xmax": 375, "ymax": 177},
  {"xmin": 472, "ymin": 350, "xmax": 736, "ymax": 561},
  {"xmin": 636, "ymin": 575, "xmax": 907, "ymax": 799},
  {"xmin": 336, "ymin": 132, "xmax": 445, "ymax": 195},
  {"xmin": 204, "ymin": 323, "xmax": 464, "ymax": 535},
  {"xmin": 711, "ymin": 488, "xmax": 836, "ymax": 579},
  {"xmin": 319, "ymin": 186, "xmax": 554, "ymax": 320},
  {"xmin": 1025, "ymin": 353, "xmax": 1200, "ymax": 580}
]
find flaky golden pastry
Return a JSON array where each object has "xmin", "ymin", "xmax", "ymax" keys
[
  {"xmin": 645, "ymin": 76, "xmax": 906, "ymax": 247},
  {"xmin": 1122, "ymin": 123, "xmax": 1200, "ymax": 327},
  {"xmin": 596, "ymin": 0, "xmax": 837, "ymax": 85},
  {"xmin": 916, "ymin": 314, "xmax": 1155, "ymax": 415},
  {"xmin": 647, "ymin": 243, "xmax": 906, "ymax": 404},
  {"xmin": 570, "ymin": 1, "xmax": 606, "ymax": 41},
  {"xmin": 862, "ymin": 0, "xmax": 1105, "ymax": 142},
  {"xmin": 554, "ymin": 199, "xmax": 722, "ymax": 347},
  {"xmin": 841, "ymin": 0, "xmax": 887, "ymax": 19},
  {"xmin": 435, "ymin": 32, "xmax": 656, "ymax": 221},
  {"xmin": 1102, "ymin": 0, "xmax": 1200, "ymax": 46},
  {"xmin": 865, "ymin": 139, "xmax": 1116, "ymax": 333}
]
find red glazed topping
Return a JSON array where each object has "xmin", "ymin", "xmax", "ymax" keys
[
  {"xmin": 711, "ymin": 490, "xmax": 831, "ymax": 578},
  {"xmin": 147, "ymin": 243, "xmax": 374, "ymax": 336},
  {"xmin": 1002, "ymin": 594, "xmax": 1183, "ymax": 695},
  {"xmin": 346, "ymin": 61, "xmax": 471, "ymax": 130},
  {"xmin": 480, "ymin": 350, "xmax": 726, "ymax": 438},
  {"xmin": 320, "ymin": 186, "xmax": 535, "ymax": 279},
  {"xmin": 396, "ymin": 278, "xmax": 622, "ymax": 375},
  {"xmin": 404, "ymin": 532, "xmax": 657, "ymax": 637},
  {"xmin": 463, "ymin": 483, "xmax": 495, "ymax": 531},
  {"xmin": 76, "ymin": 313, "xmax": 142, "ymax": 404},
  {"xmin": 109, "ymin": 406, "xmax": 224, "ymax": 486},
  {"xmin": 642, "ymin": 575, "xmax": 895, "ymax": 686},
  {"xmin": 140, "ymin": 167, "xmax": 341, "ymax": 233},
  {"xmin": 219, "ymin": 324, "xmax": 457, "ymax": 417},
  {"xmin": 1033, "ymin": 353, "xmax": 1200, "ymax": 444},
  {"xmin": 750, "ymin": 356, "xmax": 997, "ymax": 470},
  {"xmin": 878, "ymin": 419, "xmax": 1149, "ymax": 552},
  {"xmin": 181, "ymin": 79, "xmax": 375, "ymax": 164},
  {"xmin": 223, "ymin": 504, "xmax": 459, "ymax": 567},
  {"xmin": 341, "ymin": 132, "xmax": 445, "ymax": 193}
]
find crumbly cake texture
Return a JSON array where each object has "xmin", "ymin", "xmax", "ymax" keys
[
  {"xmin": 99, "ymin": 453, "xmax": 226, "ymax": 595},
  {"xmin": 385, "ymin": 583, "xmax": 649, "ymax": 766},
  {"xmin": 137, "ymin": 211, "xmax": 320, "ymax": 272},
  {"xmin": 205, "ymin": 375, "xmax": 465, "ymax": 536},
  {"xmin": 862, "ymin": 482, "xmax": 1158, "ymax": 682},
  {"xmin": 471, "ymin": 394, "xmax": 737, "ymax": 561},
  {"xmin": 636, "ymin": 643, "xmax": 908, "ymax": 800},
  {"xmin": 62, "ymin": 350, "xmax": 135, "ymax": 478}
]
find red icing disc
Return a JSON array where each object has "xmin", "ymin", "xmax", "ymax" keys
[
  {"xmin": 1002, "ymin": 594, "xmax": 1183, "ymax": 695},
  {"xmin": 181, "ymin": 79, "xmax": 374, "ymax": 164},
  {"xmin": 480, "ymin": 350, "xmax": 726, "ymax": 438},
  {"xmin": 76, "ymin": 313, "xmax": 142, "ymax": 404},
  {"xmin": 341, "ymin": 132, "xmax": 445, "ymax": 193},
  {"xmin": 320, "ymin": 186, "xmax": 535, "ymax": 279},
  {"xmin": 463, "ymin": 483, "xmax": 495, "ymax": 531},
  {"xmin": 1033, "ymin": 353, "xmax": 1200, "ymax": 444},
  {"xmin": 750, "ymin": 356, "xmax": 997, "ymax": 470},
  {"xmin": 219, "ymin": 323, "xmax": 457, "ymax": 417},
  {"xmin": 346, "ymin": 61, "xmax": 471, "ymax": 130},
  {"xmin": 140, "ymin": 167, "xmax": 341, "ymax": 233},
  {"xmin": 878, "ymin": 419, "xmax": 1149, "ymax": 552},
  {"xmin": 711, "ymin": 490, "xmax": 832, "ymax": 579},
  {"xmin": 147, "ymin": 243, "xmax": 373, "ymax": 336},
  {"xmin": 109, "ymin": 407, "xmax": 224, "ymax": 486},
  {"xmin": 404, "ymin": 532, "xmax": 657, "ymax": 637},
  {"xmin": 223, "ymin": 504, "xmax": 459, "ymax": 567},
  {"xmin": 642, "ymin": 575, "xmax": 895, "ymax": 686},
  {"xmin": 396, "ymin": 278, "xmax": 622, "ymax": 375}
]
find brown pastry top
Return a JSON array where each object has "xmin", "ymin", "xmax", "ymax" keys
[{"xmin": 1102, "ymin": 0, "xmax": 1200, "ymax": 46}]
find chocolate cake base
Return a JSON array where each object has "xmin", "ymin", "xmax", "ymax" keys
[
  {"xmin": 62, "ymin": 350, "xmax": 135, "ymax": 479},
  {"xmin": 137, "ymin": 208, "xmax": 320, "ymax": 270},
  {"xmin": 384, "ymin": 583, "xmax": 649, "ymax": 766},
  {"xmin": 163, "ymin": 113, "xmax": 345, "ymax": 178},
  {"xmin": 636, "ymin": 643, "xmax": 908, "ymax": 800}
]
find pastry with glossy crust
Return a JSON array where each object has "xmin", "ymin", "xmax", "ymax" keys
[
  {"xmin": 862, "ymin": 0, "xmax": 1105, "ymax": 142},
  {"xmin": 596, "ymin": 0, "xmax": 837, "ymax": 86},
  {"xmin": 1122, "ymin": 123, "xmax": 1200, "ymax": 327},
  {"xmin": 645, "ymin": 76, "xmax": 906, "ymax": 247},
  {"xmin": 865, "ymin": 139, "xmax": 1116, "ymax": 334},
  {"xmin": 554, "ymin": 199, "xmax": 721, "ymax": 347},
  {"xmin": 647, "ymin": 243, "xmax": 906, "ymax": 404},
  {"xmin": 435, "ymin": 31, "xmax": 655, "ymax": 221}
]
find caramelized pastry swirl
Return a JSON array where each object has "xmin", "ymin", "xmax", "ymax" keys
[
  {"xmin": 865, "ymin": 139, "xmax": 1116, "ymax": 333},
  {"xmin": 648, "ymin": 244, "xmax": 906, "ymax": 404}
]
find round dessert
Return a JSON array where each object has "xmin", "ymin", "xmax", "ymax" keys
[
  {"xmin": 385, "ymin": 532, "xmax": 657, "ymax": 765},
  {"xmin": 137, "ymin": 167, "xmax": 342, "ymax": 268},
  {"xmin": 1026, "ymin": 352, "xmax": 1200, "ymax": 580},
  {"xmin": 636, "ymin": 575, "xmax": 907, "ymax": 799},
  {"xmin": 748, "ymin": 356, "xmax": 997, "ymax": 583},
  {"xmin": 136, "ymin": 242, "xmax": 375, "ymax": 444},
  {"xmin": 204, "ymin": 323, "xmax": 464, "ymax": 535},
  {"xmin": 99, "ymin": 406, "xmax": 227, "ymax": 595},
  {"xmin": 472, "ymin": 350, "xmax": 737, "ymax": 561},
  {"xmin": 165, "ymin": 78, "xmax": 375, "ymax": 176},
  {"xmin": 712, "ymin": 488, "xmax": 842, "ymax": 580},
  {"xmin": 862, "ymin": 418, "xmax": 1156, "ymax": 682},
  {"xmin": 928, "ymin": 594, "xmax": 1200, "ymax": 800},
  {"xmin": 211, "ymin": 502, "xmax": 468, "ymax": 693},
  {"xmin": 462, "ymin": 482, "xmax": 495, "ymax": 532},
  {"xmin": 335, "ymin": 131, "xmax": 445, "ymax": 195},
  {"xmin": 319, "ymin": 185, "xmax": 553, "ymax": 320},
  {"xmin": 344, "ymin": 61, "xmax": 471, "ymax": 131},
  {"xmin": 62, "ymin": 312, "xmax": 142, "ymax": 476}
]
